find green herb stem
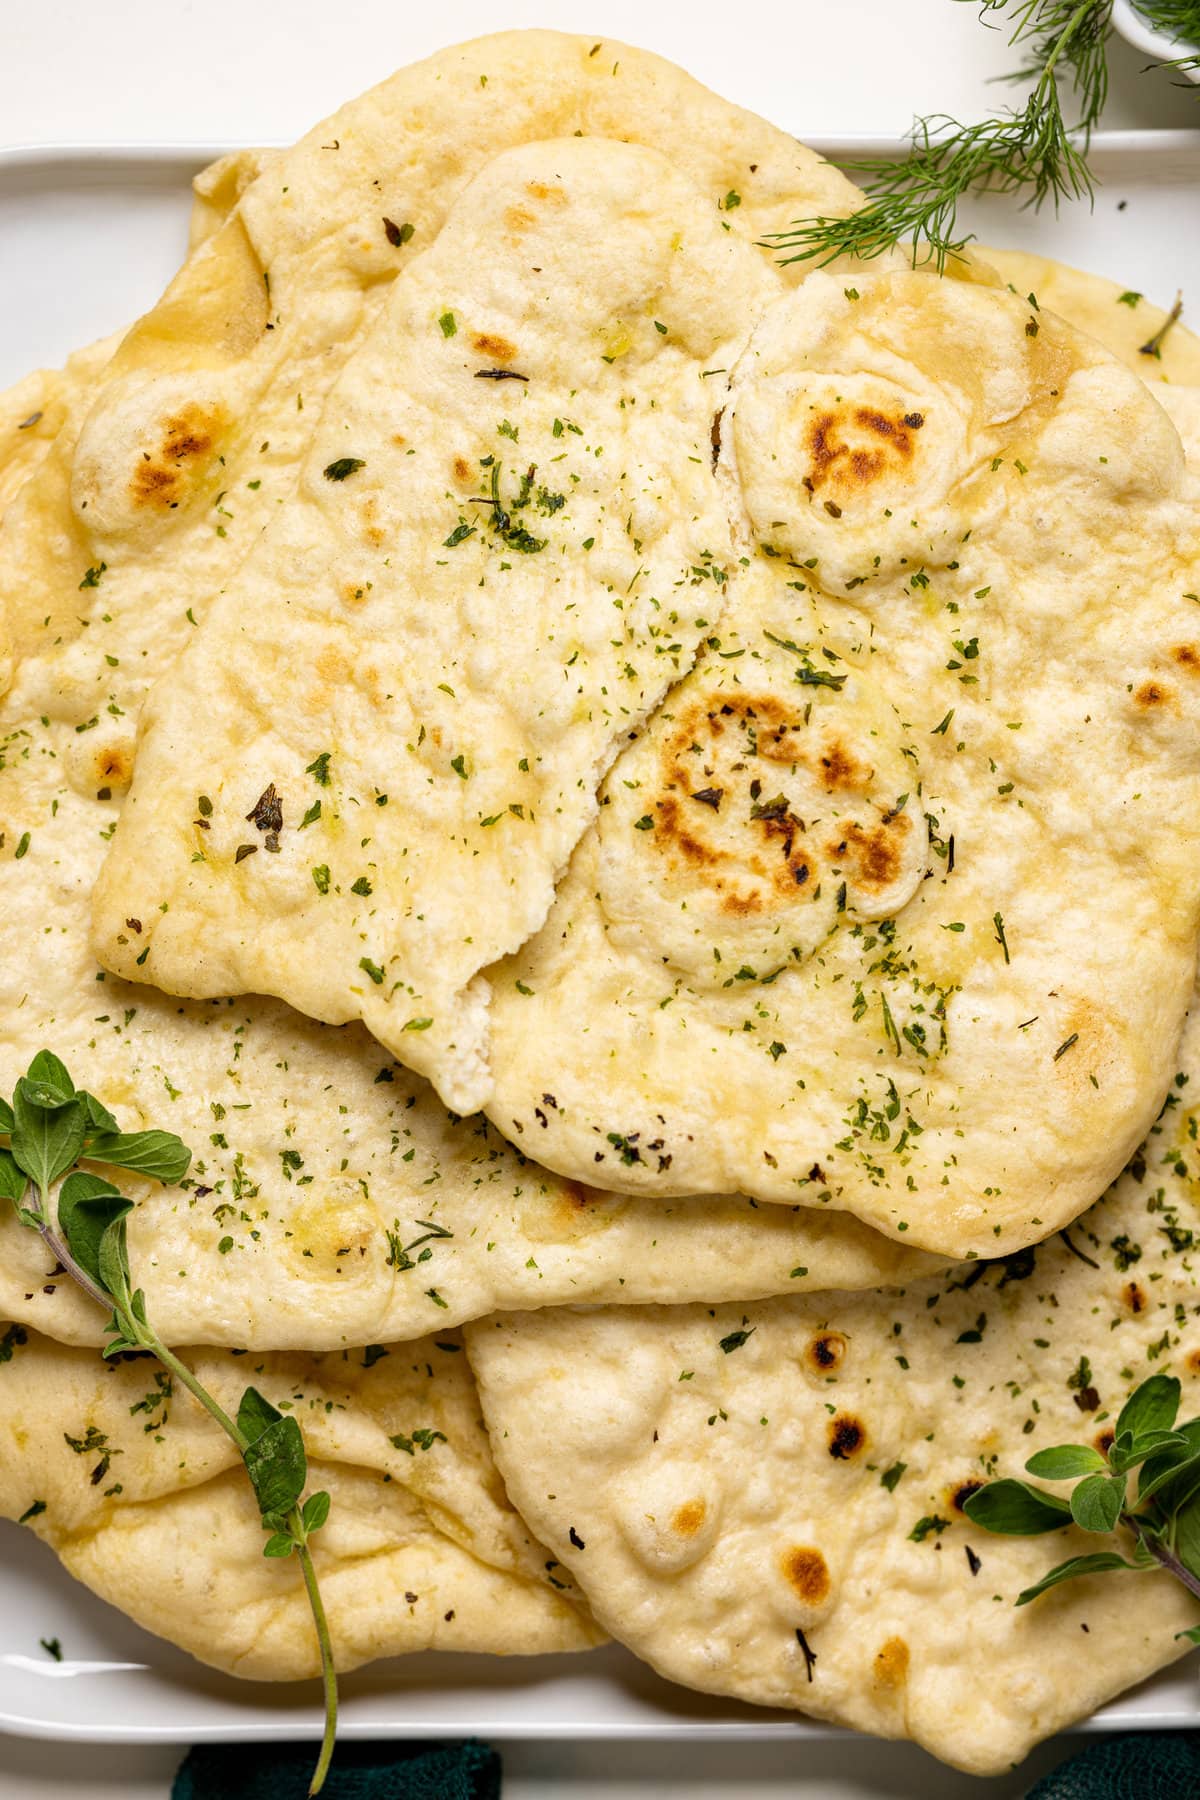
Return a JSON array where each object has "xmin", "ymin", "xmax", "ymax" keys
[
  {"xmin": 142, "ymin": 1332, "xmax": 247, "ymax": 1449},
  {"xmin": 297, "ymin": 1538, "xmax": 339, "ymax": 1796},
  {"xmin": 112, "ymin": 1325, "xmax": 337, "ymax": 1792},
  {"xmin": 1132, "ymin": 1515, "xmax": 1200, "ymax": 1603},
  {"xmin": 140, "ymin": 1330, "xmax": 337, "ymax": 1792},
  {"xmin": 33, "ymin": 1210, "xmax": 110, "ymax": 1312}
]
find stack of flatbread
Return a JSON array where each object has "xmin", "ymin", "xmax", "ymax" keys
[{"xmin": 3, "ymin": 30, "xmax": 1200, "ymax": 1776}]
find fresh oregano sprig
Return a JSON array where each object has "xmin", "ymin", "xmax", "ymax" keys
[
  {"xmin": 963, "ymin": 1372, "xmax": 1200, "ymax": 1631},
  {"xmin": 768, "ymin": 1, "xmax": 1123, "ymax": 273},
  {"xmin": 0, "ymin": 1051, "xmax": 338, "ymax": 1794}
]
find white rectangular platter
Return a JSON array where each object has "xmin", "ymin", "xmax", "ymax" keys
[{"xmin": 1, "ymin": 132, "xmax": 1199, "ymax": 1760}]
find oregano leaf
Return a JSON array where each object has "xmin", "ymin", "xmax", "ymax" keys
[
  {"xmin": 1016, "ymin": 1551, "xmax": 1138, "ymax": 1606},
  {"xmin": 102, "ymin": 1290, "xmax": 148, "ymax": 1358},
  {"xmin": 1129, "ymin": 1533, "xmax": 1161, "ymax": 1570},
  {"xmin": 1174, "ymin": 1491, "xmax": 1200, "ymax": 1581},
  {"xmin": 83, "ymin": 1129, "xmax": 191, "ymax": 1184},
  {"xmin": 1143, "ymin": 1454, "xmax": 1200, "ymax": 1514},
  {"xmin": 1116, "ymin": 1373, "xmax": 1181, "ymax": 1441},
  {"xmin": 962, "ymin": 1479, "xmax": 1072, "ymax": 1536},
  {"xmin": 1025, "ymin": 1444, "xmax": 1106, "ymax": 1481},
  {"xmin": 1139, "ymin": 1421, "xmax": 1200, "ymax": 1509},
  {"xmin": 1069, "ymin": 1472, "xmax": 1125, "ymax": 1534},
  {"xmin": 21, "ymin": 1051, "xmax": 76, "ymax": 1108},
  {"xmin": 11, "ymin": 1088, "xmax": 86, "ymax": 1192},
  {"xmin": 263, "ymin": 1532, "xmax": 295, "ymax": 1559},
  {"xmin": 1109, "ymin": 1429, "xmax": 1190, "ymax": 1475},
  {"xmin": 96, "ymin": 1217, "xmax": 133, "ymax": 1314},
  {"xmin": 0, "ymin": 1096, "xmax": 13, "ymax": 1135},
  {"xmin": 1129, "ymin": 1430, "xmax": 1190, "ymax": 1457},
  {"xmin": 79, "ymin": 1090, "xmax": 120, "ymax": 1135},
  {"xmin": 302, "ymin": 1490, "xmax": 331, "ymax": 1534},
  {"xmin": 56, "ymin": 1171, "xmax": 132, "ymax": 1292},
  {"xmin": 0, "ymin": 1148, "xmax": 27, "ymax": 1206},
  {"xmin": 243, "ymin": 1416, "xmax": 307, "ymax": 1520},
  {"xmin": 237, "ymin": 1385, "xmax": 283, "ymax": 1446}
]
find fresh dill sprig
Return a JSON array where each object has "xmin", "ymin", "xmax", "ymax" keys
[
  {"xmin": 1131, "ymin": 0, "xmax": 1200, "ymax": 49},
  {"xmin": 1131, "ymin": 0, "xmax": 1200, "ymax": 74},
  {"xmin": 769, "ymin": 1, "xmax": 1115, "ymax": 272}
]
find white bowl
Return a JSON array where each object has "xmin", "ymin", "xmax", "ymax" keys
[{"xmin": 1111, "ymin": 0, "xmax": 1200, "ymax": 84}]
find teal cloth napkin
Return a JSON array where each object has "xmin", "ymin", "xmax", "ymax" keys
[
  {"xmin": 172, "ymin": 1739, "xmax": 500, "ymax": 1799},
  {"xmin": 172, "ymin": 1729, "xmax": 1200, "ymax": 1797},
  {"xmin": 1027, "ymin": 1733, "xmax": 1200, "ymax": 1798}
]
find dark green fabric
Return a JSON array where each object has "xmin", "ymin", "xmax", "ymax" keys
[
  {"xmin": 172, "ymin": 1739, "xmax": 500, "ymax": 1800},
  {"xmin": 1026, "ymin": 1732, "xmax": 1200, "ymax": 1798}
]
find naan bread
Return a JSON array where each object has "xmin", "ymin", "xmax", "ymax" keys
[
  {"xmin": 79, "ymin": 31, "xmax": 859, "ymax": 1108},
  {"xmin": 0, "ymin": 44, "xmax": 951, "ymax": 1352},
  {"xmin": 0, "ymin": 365, "xmax": 937, "ymax": 1361},
  {"xmin": 1159, "ymin": 387, "xmax": 1200, "ymax": 471},
  {"xmin": 468, "ymin": 995, "xmax": 1200, "ymax": 1772},
  {"xmin": 0, "ymin": 934, "xmax": 939, "ymax": 1349},
  {"xmin": 0, "ymin": 142, "xmax": 277, "ymax": 684},
  {"xmin": 186, "ymin": 148, "xmax": 275, "ymax": 252},
  {"xmin": 482, "ymin": 268, "xmax": 1200, "ymax": 1257},
  {"xmin": 0, "ymin": 339, "xmax": 121, "ymax": 518},
  {"xmin": 2, "ymin": 30, "xmax": 858, "ymax": 749},
  {"xmin": 980, "ymin": 246, "xmax": 1200, "ymax": 385},
  {"xmin": 0, "ymin": 1325, "xmax": 600, "ymax": 1676},
  {"xmin": 89, "ymin": 135, "xmax": 780, "ymax": 1111},
  {"xmin": 0, "ymin": 325, "xmax": 936, "ymax": 1355},
  {"xmin": 974, "ymin": 248, "xmax": 1200, "ymax": 494},
  {"xmin": 6, "ymin": 282, "xmax": 1198, "ymax": 1344},
  {"xmin": 0, "ymin": 150, "xmax": 260, "ymax": 522}
]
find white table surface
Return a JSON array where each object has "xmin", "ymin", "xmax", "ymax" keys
[{"xmin": 1, "ymin": 1, "xmax": 1196, "ymax": 1794}]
